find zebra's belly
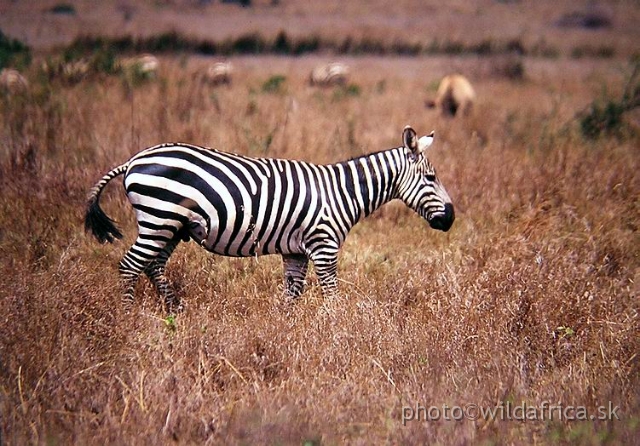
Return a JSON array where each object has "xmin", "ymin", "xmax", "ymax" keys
[{"xmin": 192, "ymin": 218, "xmax": 306, "ymax": 258}]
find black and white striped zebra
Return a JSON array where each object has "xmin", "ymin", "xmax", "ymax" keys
[
  {"xmin": 309, "ymin": 62, "xmax": 349, "ymax": 87},
  {"xmin": 85, "ymin": 126, "xmax": 454, "ymax": 311}
]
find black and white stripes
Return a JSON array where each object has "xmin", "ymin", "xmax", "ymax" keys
[{"xmin": 85, "ymin": 125, "xmax": 454, "ymax": 310}]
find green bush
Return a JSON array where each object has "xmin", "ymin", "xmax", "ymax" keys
[
  {"xmin": 0, "ymin": 30, "xmax": 31, "ymax": 70},
  {"xmin": 261, "ymin": 75, "xmax": 286, "ymax": 93},
  {"xmin": 332, "ymin": 83, "xmax": 361, "ymax": 101},
  {"xmin": 272, "ymin": 31, "xmax": 291, "ymax": 54},
  {"xmin": 90, "ymin": 47, "xmax": 119, "ymax": 75},
  {"xmin": 49, "ymin": 3, "xmax": 76, "ymax": 15},
  {"xmin": 145, "ymin": 31, "xmax": 190, "ymax": 53},
  {"xmin": 579, "ymin": 61, "xmax": 640, "ymax": 139},
  {"xmin": 231, "ymin": 33, "xmax": 267, "ymax": 54},
  {"xmin": 580, "ymin": 101, "xmax": 626, "ymax": 139},
  {"xmin": 291, "ymin": 35, "xmax": 321, "ymax": 55}
]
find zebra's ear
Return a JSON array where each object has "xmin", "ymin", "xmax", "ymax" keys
[
  {"xmin": 417, "ymin": 131, "xmax": 435, "ymax": 153},
  {"xmin": 403, "ymin": 126, "xmax": 418, "ymax": 153}
]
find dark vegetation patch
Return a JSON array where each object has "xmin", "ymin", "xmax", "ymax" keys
[
  {"xmin": 579, "ymin": 60, "xmax": 640, "ymax": 139},
  {"xmin": 0, "ymin": 30, "xmax": 31, "ymax": 70},
  {"xmin": 48, "ymin": 3, "xmax": 77, "ymax": 15},
  {"xmin": 556, "ymin": 9, "xmax": 613, "ymax": 30},
  {"xmin": 59, "ymin": 30, "xmax": 614, "ymax": 60}
]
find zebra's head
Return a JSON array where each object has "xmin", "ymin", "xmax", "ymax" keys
[{"xmin": 397, "ymin": 126, "xmax": 455, "ymax": 232}]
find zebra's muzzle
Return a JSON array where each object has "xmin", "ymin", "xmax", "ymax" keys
[{"xmin": 428, "ymin": 203, "xmax": 455, "ymax": 232}]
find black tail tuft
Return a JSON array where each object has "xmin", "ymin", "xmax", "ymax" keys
[{"xmin": 85, "ymin": 199, "xmax": 123, "ymax": 244}]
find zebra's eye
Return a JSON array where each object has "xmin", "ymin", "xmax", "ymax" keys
[{"xmin": 425, "ymin": 173, "xmax": 436, "ymax": 182}]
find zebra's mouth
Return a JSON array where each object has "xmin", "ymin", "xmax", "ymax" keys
[{"xmin": 426, "ymin": 203, "xmax": 455, "ymax": 232}]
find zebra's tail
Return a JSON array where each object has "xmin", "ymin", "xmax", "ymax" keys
[{"xmin": 84, "ymin": 163, "xmax": 129, "ymax": 244}]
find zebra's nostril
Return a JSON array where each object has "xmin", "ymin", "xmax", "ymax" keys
[
  {"xmin": 444, "ymin": 203, "xmax": 455, "ymax": 223},
  {"xmin": 429, "ymin": 203, "xmax": 455, "ymax": 232}
]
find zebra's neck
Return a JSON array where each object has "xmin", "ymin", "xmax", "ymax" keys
[{"xmin": 328, "ymin": 147, "xmax": 407, "ymax": 225}]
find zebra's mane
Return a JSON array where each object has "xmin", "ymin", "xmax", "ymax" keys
[{"xmin": 341, "ymin": 146, "xmax": 406, "ymax": 165}]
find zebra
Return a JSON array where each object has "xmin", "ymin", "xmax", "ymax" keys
[
  {"xmin": 203, "ymin": 61, "xmax": 233, "ymax": 86},
  {"xmin": 85, "ymin": 125, "xmax": 454, "ymax": 311},
  {"xmin": 119, "ymin": 54, "xmax": 159, "ymax": 81},
  {"xmin": 309, "ymin": 62, "xmax": 349, "ymax": 87},
  {"xmin": 0, "ymin": 68, "xmax": 28, "ymax": 93}
]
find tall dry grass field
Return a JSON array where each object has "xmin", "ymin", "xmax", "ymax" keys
[{"xmin": 0, "ymin": 5, "xmax": 639, "ymax": 443}]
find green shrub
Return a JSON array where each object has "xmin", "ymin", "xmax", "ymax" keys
[
  {"xmin": 0, "ymin": 30, "xmax": 31, "ymax": 70},
  {"xmin": 291, "ymin": 35, "xmax": 321, "ymax": 55},
  {"xmin": 145, "ymin": 31, "xmax": 189, "ymax": 53},
  {"xmin": 580, "ymin": 101, "xmax": 626, "ymax": 139},
  {"xmin": 390, "ymin": 41, "xmax": 422, "ymax": 56},
  {"xmin": 262, "ymin": 75, "xmax": 286, "ymax": 93},
  {"xmin": 231, "ymin": 33, "xmax": 266, "ymax": 54},
  {"xmin": 332, "ymin": 83, "xmax": 361, "ymax": 101},
  {"xmin": 580, "ymin": 61, "xmax": 640, "ymax": 139},
  {"xmin": 49, "ymin": 3, "xmax": 76, "ymax": 15},
  {"xmin": 273, "ymin": 31, "xmax": 291, "ymax": 54},
  {"xmin": 90, "ymin": 47, "xmax": 119, "ymax": 75}
]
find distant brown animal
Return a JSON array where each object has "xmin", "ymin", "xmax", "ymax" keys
[{"xmin": 426, "ymin": 74, "xmax": 476, "ymax": 117}]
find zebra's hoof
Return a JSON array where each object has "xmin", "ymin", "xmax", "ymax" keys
[
  {"xmin": 121, "ymin": 297, "xmax": 135, "ymax": 313},
  {"xmin": 165, "ymin": 300, "xmax": 184, "ymax": 314},
  {"xmin": 282, "ymin": 294, "xmax": 301, "ymax": 306}
]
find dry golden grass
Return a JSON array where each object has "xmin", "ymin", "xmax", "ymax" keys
[{"xmin": 0, "ymin": 5, "xmax": 639, "ymax": 443}]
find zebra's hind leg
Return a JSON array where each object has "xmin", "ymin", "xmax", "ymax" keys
[
  {"xmin": 282, "ymin": 254, "xmax": 309, "ymax": 301},
  {"xmin": 144, "ymin": 236, "xmax": 182, "ymax": 312},
  {"xmin": 118, "ymin": 235, "xmax": 173, "ymax": 310}
]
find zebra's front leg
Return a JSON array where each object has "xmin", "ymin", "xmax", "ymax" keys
[
  {"xmin": 282, "ymin": 254, "xmax": 309, "ymax": 301},
  {"xmin": 308, "ymin": 248, "xmax": 340, "ymax": 298}
]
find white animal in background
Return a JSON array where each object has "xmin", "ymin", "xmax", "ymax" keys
[
  {"xmin": 62, "ymin": 59, "xmax": 90, "ymax": 83},
  {"xmin": 121, "ymin": 54, "xmax": 159, "ymax": 79},
  {"xmin": 309, "ymin": 62, "xmax": 349, "ymax": 87},
  {"xmin": 203, "ymin": 61, "xmax": 233, "ymax": 86},
  {"xmin": 40, "ymin": 58, "xmax": 89, "ymax": 84},
  {"xmin": 426, "ymin": 74, "xmax": 476, "ymax": 117},
  {"xmin": 0, "ymin": 68, "xmax": 28, "ymax": 93}
]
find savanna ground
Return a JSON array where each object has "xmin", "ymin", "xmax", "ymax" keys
[{"xmin": 0, "ymin": 1, "xmax": 639, "ymax": 444}]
